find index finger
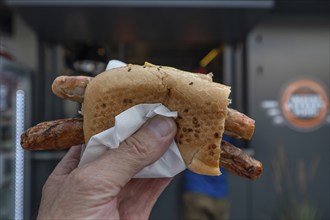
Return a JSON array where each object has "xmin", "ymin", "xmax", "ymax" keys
[{"xmin": 52, "ymin": 145, "xmax": 83, "ymax": 176}]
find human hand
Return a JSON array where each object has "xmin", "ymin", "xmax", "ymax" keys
[{"xmin": 37, "ymin": 116, "xmax": 177, "ymax": 219}]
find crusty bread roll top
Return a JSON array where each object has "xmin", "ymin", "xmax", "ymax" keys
[{"xmin": 83, "ymin": 64, "xmax": 231, "ymax": 176}]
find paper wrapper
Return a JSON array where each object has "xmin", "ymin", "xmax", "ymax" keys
[{"xmin": 78, "ymin": 103, "xmax": 187, "ymax": 178}]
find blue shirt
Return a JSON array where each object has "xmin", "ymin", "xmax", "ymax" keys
[{"xmin": 183, "ymin": 168, "xmax": 229, "ymax": 199}]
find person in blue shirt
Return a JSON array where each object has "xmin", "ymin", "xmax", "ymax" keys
[
  {"xmin": 182, "ymin": 168, "xmax": 230, "ymax": 220},
  {"xmin": 182, "ymin": 136, "xmax": 234, "ymax": 220}
]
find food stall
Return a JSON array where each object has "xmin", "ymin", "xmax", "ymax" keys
[{"xmin": 1, "ymin": 0, "xmax": 328, "ymax": 219}]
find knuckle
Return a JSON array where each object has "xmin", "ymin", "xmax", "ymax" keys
[
  {"xmin": 123, "ymin": 136, "xmax": 150, "ymax": 160},
  {"xmin": 69, "ymin": 166, "xmax": 121, "ymax": 196},
  {"xmin": 69, "ymin": 169, "xmax": 97, "ymax": 192},
  {"xmin": 69, "ymin": 168, "xmax": 88, "ymax": 186}
]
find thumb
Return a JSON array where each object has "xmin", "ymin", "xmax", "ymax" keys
[{"xmin": 88, "ymin": 115, "xmax": 177, "ymax": 186}]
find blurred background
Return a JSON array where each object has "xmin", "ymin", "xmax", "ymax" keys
[{"xmin": 0, "ymin": 0, "xmax": 329, "ymax": 219}]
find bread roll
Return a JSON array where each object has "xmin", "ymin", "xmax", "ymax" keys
[{"xmin": 83, "ymin": 64, "xmax": 231, "ymax": 176}]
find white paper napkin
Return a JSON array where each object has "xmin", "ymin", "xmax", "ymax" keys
[
  {"xmin": 78, "ymin": 103, "xmax": 187, "ymax": 178},
  {"xmin": 105, "ymin": 59, "xmax": 127, "ymax": 70}
]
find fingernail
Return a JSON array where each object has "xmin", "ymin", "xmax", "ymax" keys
[{"xmin": 148, "ymin": 116, "xmax": 174, "ymax": 138}]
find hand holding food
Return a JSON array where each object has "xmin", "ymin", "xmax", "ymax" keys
[
  {"xmin": 37, "ymin": 116, "xmax": 177, "ymax": 219},
  {"xmin": 21, "ymin": 62, "xmax": 262, "ymax": 179}
]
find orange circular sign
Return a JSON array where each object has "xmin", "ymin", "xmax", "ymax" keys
[{"xmin": 281, "ymin": 78, "xmax": 329, "ymax": 131}]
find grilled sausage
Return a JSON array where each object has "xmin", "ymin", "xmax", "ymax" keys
[{"xmin": 21, "ymin": 118, "xmax": 262, "ymax": 180}]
